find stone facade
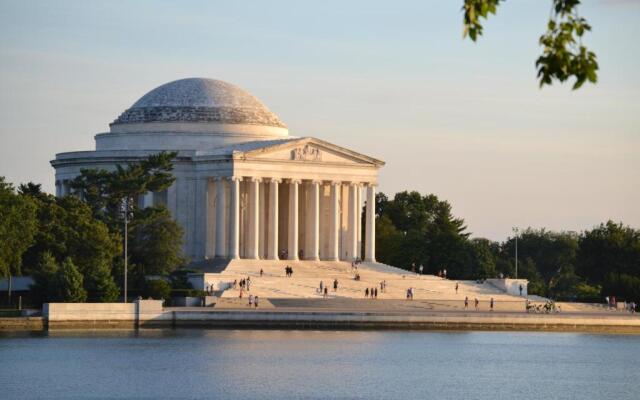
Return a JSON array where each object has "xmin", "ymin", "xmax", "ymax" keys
[{"xmin": 51, "ymin": 78, "xmax": 384, "ymax": 265}]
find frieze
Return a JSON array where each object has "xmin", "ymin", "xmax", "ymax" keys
[{"xmin": 291, "ymin": 144, "xmax": 321, "ymax": 161}]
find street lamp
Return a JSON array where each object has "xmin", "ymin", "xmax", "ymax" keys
[
  {"xmin": 120, "ymin": 196, "xmax": 134, "ymax": 302},
  {"xmin": 512, "ymin": 226, "xmax": 519, "ymax": 279}
]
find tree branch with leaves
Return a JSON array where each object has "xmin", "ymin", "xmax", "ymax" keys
[{"xmin": 462, "ymin": 0, "xmax": 598, "ymax": 89}]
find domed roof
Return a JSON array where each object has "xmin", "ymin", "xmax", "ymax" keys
[{"xmin": 111, "ymin": 78, "xmax": 286, "ymax": 128}]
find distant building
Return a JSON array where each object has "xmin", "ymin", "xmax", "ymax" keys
[{"xmin": 51, "ymin": 78, "xmax": 384, "ymax": 265}]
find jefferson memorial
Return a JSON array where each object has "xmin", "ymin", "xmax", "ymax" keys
[{"xmin": 51, "ymin": 78, "xmax": 384, "ymax": 266}]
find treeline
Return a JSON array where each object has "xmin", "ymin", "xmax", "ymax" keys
[
  {"xmin": 375, "ymin": 191, "xmax": 640, "ymax": 303},
  {"xmin": 0, "ymin": 152, "xmax": 186, "ymax": 304}
]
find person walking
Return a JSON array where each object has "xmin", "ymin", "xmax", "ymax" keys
[
  {"xmin": 519, "ymin": 284, "xmax": 523, "ymax": 296},
  {"xmin": 333, "ymin": 279, "xmax": 338, "ymax": 292},
  {"xmin": 324, "ymin": 287, "xmax": 328, "ymax": 299},
  {"xmin": 260, "ymin": 268, "xmax": 263, "ymax": 277},
  {"xmin": 365, "ymin": 288, "xmax": 369, "ymax": 298},
  {"xmin": 254, "ymin": 296, "xmax": 259, "ymax": 308},
  {"xmin": 474, "ymin": 298, "xmax": 479, "ymax": 311},
  {"xmin": 443, "ymin": 269, "xmax": 447, "ymax": 279},
  {"xmin": 419, "ymin": 264, "xmax": 424, "ymax": 275},
  {"xmin": 464, "ymin": 296, "xmax": 469, "ymax": 310},
  {"xmin": 490, "ymin": 297, "xmax": 494, "ymax": 312},
  {"xmin": 374, "ymin": 288, "xmax": 378, "ymax": 299},
  {"xmin": 248, "ymin": 294, "xmax": 254, "ymax": 307},
  {"xmin": 455, "ymin": 283, "xmax": 459, "ymax": 294},
  {"xmin": 319, "ymin": 281, "xmax": 324, "ymax": 293}
]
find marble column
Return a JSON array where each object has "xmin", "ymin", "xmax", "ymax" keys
[
  {"xmin": 329, "ymin": 181, "xmax": 340, "ymax": 261},
  {"xmin": 309, "ymin": 180, "xmax": 320, "ymax": 261},
  {"xmin": 215, "ymin": 177, "xmax": 227, "ymax": 258},
  {"xmin": 365, "ymin": 184, "xmax": 376, "ymax": 262},
  {"xmin": 229, "ymin": 177, "xmax": 241, "ymax": 259},
  {"xmin": 349, "ymin": 183, "xmax": 359, "ymax": 260},
  {"xmin": 288, "ymin": 179, "xmax": 300, "ymax": 260},
  {"xmin": 55, "ymin": 180, "xmax": 62, "ymax": 197},
  {"xmin": 248, "ymin": 177, "xmax": 261, "ymax": 259},
  {"xmin": 267, "ymin": 178, "xmax": 280, "ymax": 260},
  {"xmin": 356, "ymin": 184, "xmax": 362, "ymax": 259}
]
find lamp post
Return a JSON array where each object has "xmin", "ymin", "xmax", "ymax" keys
[
  {"xmin": 120, "ymin": 196, "xmax": 133, "ymax": 302},
  {"xmin": 512, "ymin": 227, "xmax": 519, "ymax": 279}
]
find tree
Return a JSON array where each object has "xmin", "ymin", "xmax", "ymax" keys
[
  {"xmin": 56, "ymin": 258, "xmax": 87, "ymax": 302},
  {"xmin": 0, "ymin": 177, "xmax": 38, "ymax": 289},
  {"xmin": 143, "ymin": 279, "xmax": 172, "ymax": 301},
  {"xmin": 20, "ymin": 194, "xmax": 119, "ymax": 278},
  {"xmin": 129, "ymin": 207, "xmax": 185, "ymax": 277},
  {"xmin": 84, "ymin": 261, "xmax": 120, "ymax": 302},
  {"xmin": 71, "ymin": 151, "xmax": 177, "ymax": 229},
  {"xmin": 30, "ymin": 252, "xmax": 60, "ymax": 304},
  {"xmin": 462, "ymin": 0, "xmax": 598, "ymax": 89}
]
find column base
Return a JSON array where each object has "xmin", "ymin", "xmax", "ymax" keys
[{"xmin": 364, "ymin": 258, "xmax": 376, "ymax": 263}]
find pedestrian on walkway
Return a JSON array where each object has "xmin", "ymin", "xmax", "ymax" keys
[
  {"xmin": 374, "ymin": 288, "xmax": 378, "ymax": 299},
  {"xmin": 474, "ymin": 298, "xmax": 479, "ymax": 311},
  {"xmin": 490, "ymin": 297, "xmax": 494, "ymax": 311},
  {"xmin": 254, "ymin": 296, "xmax": 259, "ymax": 308},
  {"xmin": 324, "ymin": 287, "xmax": 328, "ymax": 299},
  {"xmin": 260, "ymin": 268, "xmax": 263, "ymax": 277},
  {"xmin": 464, "ymin": 296, "xmax": 469, "ymax": 310},
  {"xmin": 319, "ymin": 281, "xmax": 324, "ymax": 293},
  {"xmin": 519, "ymin": 284, "xmax": 523, "ymax": 296},
  {"xmin": 419, "ymin": 264, "xmax": 424, "ymax": 275},
  {"xmin": 365, "ymin": 288, "xmax": 369, "ymax": 298},
  {"xmin": 248, "ymin": 294, "xmax": 253, "ymax": 307},
  {"xmin": 333, "ymin": 279, "xmax": 338, "ymax": 292},
  {"xmin": 455, "ymin": 283, "xmax": 459, "ymax": 294},
  {"xmin": 443, "ymin": 269, "xmax": 447, "ymax": 279}
]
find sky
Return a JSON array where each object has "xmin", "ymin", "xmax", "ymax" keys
[{"xmin": 0, "ymin": 0, "xmax": 638, "ymax": 241}]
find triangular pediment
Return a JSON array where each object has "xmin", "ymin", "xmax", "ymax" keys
[{"xmin": 236, "ymin": 137, "xmax": 384, "ymax": 166}]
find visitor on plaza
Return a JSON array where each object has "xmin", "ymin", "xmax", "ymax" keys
[
  {"xmin": 323, "ymin": 287, "xmax": 328, "ymax": 299},
  {"xmin": 333, "ymin": 279, "xmax": 338, "ymax": 292},
  {"xmin": 455, "ymin": 283, "xmax": 459, "ymax": 294},
  {"xmin": 490, "ymin": 297, "xmax": 494, "ymax": 311},
  {"xmin": 464, "ymin": 296, "xmax": 469, "ymax": 309},
  {"xmin": 365, "ymin": 288, "xmax": 369, "ymax": 298},
  {"xmin": 474, "ymin": 298, "xmax": 479, "ymax": 311},
  {"xmin": 248, "ymin": 294, "xmax": 253, "ymax": 307},
  {"xmin": 419, "ymin": 264, "xmax": 424, "ymax": 275},
  {"xmin": 254, "ymin": 296, "xmax": 259, "ymax": 308}
]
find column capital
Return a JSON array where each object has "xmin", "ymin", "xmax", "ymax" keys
[
  {"xmin": 250, "ymin": 177, "xmax": 262, "ymax": 183},
  {"xmin": 349, "ymin": 181, "xmax": 362, "ymax": 187},
  {"xmin": 289, "ymin": 178, "xmax": 302, "ymax": 185},
  {"xmin": 230, "ymin": 176, "xmax": 242, "ymax": 182},
  {"xmin": 365, "ymin": 182, "xmax": 378, "ymax": 188},
  {"xmin": 213, "ymin": 176, "xmax": 227, "ymax": 182},
  {"xmin": 269, "ymin": 177, "xmax": 282, "ymax": 184},
  {"xmin": 330, "ymin": 180, "xmax": 342, "ymax": 187},
  {"xmin": 310, "ymin": 179, "xmax": 322, "ymax": 186}
]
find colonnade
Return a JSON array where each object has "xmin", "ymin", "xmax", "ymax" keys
[{"xmin": 210, "ymin": 177, "xmax": 376, "ymax": 262}]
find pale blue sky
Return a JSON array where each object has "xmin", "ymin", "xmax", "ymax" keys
[{"xmin": 0, "ymin": 0, "xmax": 638, "ymax": 240}]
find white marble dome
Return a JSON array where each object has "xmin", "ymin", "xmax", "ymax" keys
[
  {"xmin": 99, "ymin": 78, "xmax": 289, "ymax": 151},
  {"xmin": 112, "ymin": 78, "xmax": 286, "ymax": 128}
]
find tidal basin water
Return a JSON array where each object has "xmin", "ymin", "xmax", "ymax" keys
[{"xmin": 1, "ymin": 330, "xmax": 639, "ymax": 400}]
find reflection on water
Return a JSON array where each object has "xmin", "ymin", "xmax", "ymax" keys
[{"xmin": 1, "ymin": 330, "xmax": 639, "ymax": 400}]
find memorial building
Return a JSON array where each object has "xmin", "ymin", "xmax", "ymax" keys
[{"xmin": 51, "ymin": 78, "xmax": 384, "ymax": 266}]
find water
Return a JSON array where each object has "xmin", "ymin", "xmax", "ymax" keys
[{"xmin": 1, "ymin": 330, "xmax": 639, "ymax": 400}]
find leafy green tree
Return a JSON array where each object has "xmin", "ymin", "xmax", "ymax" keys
[
  {"xmin": 84, "ymin": 261, "xmax": 120, "ymax": 302},
  {"xmin": 20, "ymin": 194, "xmax": 119, "ymax": 278},
  {"xmin": 577, "ymin": 221, "xmax": 640, "ymax": 284},
  {"xmin": 56, "ymin": 258, "xmax": 87, "ymax": 302},
  {"xmin": 30, "ymin": 252, "xmax": 60, "ymax": 304},
  {"xmin": 143, "ymin": 279, "xmax": 172, "ymax": 301},
  {"xmin": 71, "ymin": 151, "xmax": 177, "ymax": 229},
  {"xmin": 129, "ymin": 207, "xmax": 185, "ymax": 277},
  {"xmin": 462, "ymin": 0, "xmax": 598, "ymax": 89},
  {"xmin": 0, "ymin": 177, "xmax": 38, "ymax": 285}
]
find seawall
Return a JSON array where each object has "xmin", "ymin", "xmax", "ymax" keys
[{"xmin": 2, "ymin": 300, "xmax": 639, "ymax": 333}]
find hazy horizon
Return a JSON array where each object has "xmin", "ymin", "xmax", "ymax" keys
[{"xmin": 1, "ymin": 0, "xmax": 638, "ymax": 241}]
